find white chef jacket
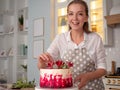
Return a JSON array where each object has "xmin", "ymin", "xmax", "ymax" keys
[{"xmin": 47, "ymin": 31, "xmax": 107, "ymax": 70}]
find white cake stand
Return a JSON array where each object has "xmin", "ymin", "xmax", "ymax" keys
[{"xmin": 35, "ymin": 86, "xmax": 78, "ymax": 90}]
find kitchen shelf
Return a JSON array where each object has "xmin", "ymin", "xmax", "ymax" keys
[
  {"xmin": 105, "ymin": 14, "xmax": 120, "ymax": 27},
  {"xmin": 17, "ymin": 55, "xmax": 27, "ymax": 59},
  {"xmin": 0, "ymin": 57, "xmax": 7, "ymax": 59},
  {"xmin": 0, "ymin": 32, "xmax": 14, "ymax": 36},
  {"xmin": 0, "ymin": 0, "xmax": 28, "ymax": 83},
  {"xmin": 18, "ymin": 30, "xmax": 28, "ymax": 35}
]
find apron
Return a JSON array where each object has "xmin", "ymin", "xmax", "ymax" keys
[{"xmin": 61, "ymin": 47, "xmax": 105, "ymax": 90}]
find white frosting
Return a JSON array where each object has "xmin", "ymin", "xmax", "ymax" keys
[{"xmin": 40, "ymin": 69, "xmax": 72, "ymax": 78}]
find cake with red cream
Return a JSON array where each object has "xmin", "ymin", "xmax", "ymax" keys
[{"xmin": 39, "ymin": 60, "xmax": 73, "ymax": 88}]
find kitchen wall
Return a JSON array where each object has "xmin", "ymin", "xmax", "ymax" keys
[
  {"xmin": 105, "ymin": 25, "xmax": 120, "ymax": 72},
  {"xmin": 28, "ymin": 0, "xmax": 53, "ymax": 84},
  {"xmin": 105, "ymin": 0, "xmax": 120, "ymax": 72},
  {"xmin": 113, "ymin": 0, "xmax": 120, "ymax": 6}
]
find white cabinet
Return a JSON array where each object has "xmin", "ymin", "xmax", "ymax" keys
[
  {"xmin": 55, "ymin": 0, "xmax": 72, "ymax": 34},
  {"xmin": 55, "ymin": 0, "xmax": 113, "ymax": 46},
  {"xmin": 14, "ymin": 0, "xmax": 28, "ymax": 82},
  {"xmin": 0, "ymin": 0, "xmax": 14, "ymax": 15},
  {"xmin": 85, "ymin": 0, "xmax": 113, "ymax": 46},
  {"xmin": 0, "ymin": 0, "xmax": 28, "ymax": 83},
  {"xmin": 0, "ymin": 9, "xmax": 14, "ymax": 83}
]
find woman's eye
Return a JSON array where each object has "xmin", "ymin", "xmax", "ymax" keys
[
  {"xmin": 79, "ymin": 13, "xmax": 83, "ymax": 16},
  {"xmin": 68, "ymin": 13, "xmax": 73, "ymax": 16}
]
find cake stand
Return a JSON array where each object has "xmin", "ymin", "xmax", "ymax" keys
[{"xmin": 35, "ymin": 86, "xmax": 78, "ymax": 90}]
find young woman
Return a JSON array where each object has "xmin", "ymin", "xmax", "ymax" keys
[{"xmin": 38, "ymin": 0, "xmax": 107, "ymax": 89}]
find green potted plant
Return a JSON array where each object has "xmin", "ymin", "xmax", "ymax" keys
[
  {"xmin": 11, "ymin": 64, "xmax": 35, "ymax": 90},
  {"xmin": 18, "ymin": 15, "xmax": 24, "ymax": 31},
  {"xmin": 21, "ymin": 64, "xmax": 27, "ymax": 72},
  {"xmin": 11, "ymin": 79, "xmax": 35, "ymax": 90}
]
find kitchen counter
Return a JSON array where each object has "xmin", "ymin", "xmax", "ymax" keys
[
  {"xmin": 105, "ymin": 87, "xmax": 120, "ymax": 90},
  {"xmin": 105, "ymin": 75, "xmax": 120, "ymax": 78},
  {"xmin": 0, "ymin": 84, "xmax": 35, "ymax": 90},
  {"xmin": 0, "ymin": 84, "xmax": 19, "ymax": 90},
  {"xmin": 0, "ymin": 87, "xmax": 19, "ymax": 90},
  {"xmin": 1, "ymin": 84, "xmax": 120, "ymax": 90}
]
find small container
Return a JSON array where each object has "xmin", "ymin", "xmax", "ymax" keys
[
  {"xmin": 111, "ymin": 61, "xmax": 116, "ymax": 75},
  {"xmin": 116, "ymin": 67, "xmax": 120, "ymax": 75}
]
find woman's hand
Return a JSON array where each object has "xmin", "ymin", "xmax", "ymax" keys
[
  {"xmin": 74, "ymin": 69, "xmax": 106, "ymax": 89},
  {"xmin": 74, "ymin": 73, "xmax": 90, "ymax": 89},
  {"xmin": 37, "ymin": 52, "xmax": 53, "ymax": 69}
]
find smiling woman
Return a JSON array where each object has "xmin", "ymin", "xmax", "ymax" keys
[{"xmin": 38, "ymin": 0, "xmax": 107, "ymax": 90}]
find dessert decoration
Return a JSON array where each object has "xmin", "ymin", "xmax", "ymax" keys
[
  {"xmin": 40, "ymin": 60, "xmax": 73, "ymax": 88},
  {"xmin": 47, "ymin": 60, "xmax": 73, "ymax": 69}
]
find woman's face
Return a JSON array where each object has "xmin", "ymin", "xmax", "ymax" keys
[{"xmin": 67, "ymin": 3, "xmax": 88, "ymax": 30}]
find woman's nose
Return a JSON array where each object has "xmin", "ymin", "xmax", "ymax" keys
[{"xmin": 73, "ymin": 15, "xmax": 78, "ymax": 20}]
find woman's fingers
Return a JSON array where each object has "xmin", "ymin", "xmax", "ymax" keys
[
  {"xmin": 46, "ymin": 53, "xmax": 54, "ymax": 61},
  {"xmin": 38, "ymin": 52, "xmax": 54, "ymax": 69},
  {"xmin": 74, "ymin": 75, "xmax": 81, "ymax": 82},
  {"xmin": 74, "ymin": 73, "xmax": 89, "ymax": 89},
  {"xmin": 40, "ymin": 53, "xmax": 53, "ymax": 62},
  {"xmin": 39, "ymin": 53, "xmax": 49, "ymax": 61}
]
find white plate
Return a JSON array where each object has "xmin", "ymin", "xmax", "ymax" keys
[{"xmin": 35, "ymin": 86, "xmax": 78, "ymax": 90}]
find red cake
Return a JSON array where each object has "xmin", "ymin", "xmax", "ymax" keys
[{"xmin": 39, "ymin": 60, "xmax": 73, "ymax": 88}]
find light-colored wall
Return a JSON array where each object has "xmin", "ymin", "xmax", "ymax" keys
[
  {"xmin": 28, "ymin": 0, "xmax": 53, "ymax": 84},
  {"xmin": 105, "ymin": 25, "xmax": 120, "ymax": 72},
  {"xmin": 0, "ymin": 0, "xmax": 6, "ymax": 11},
  {"xmin": 105, "ymin": 0, "xmax": 120, "ymax": 72},
  {"xmin": 113, "ymin": 0, "xmax": 120, "ymax": 6}
]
